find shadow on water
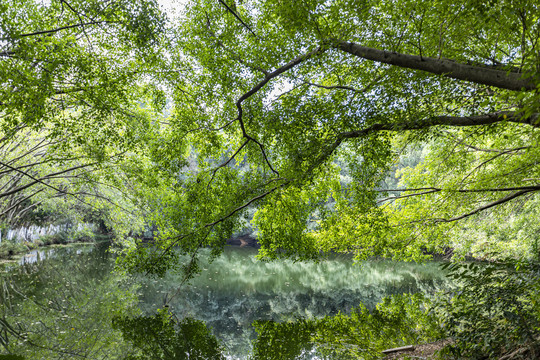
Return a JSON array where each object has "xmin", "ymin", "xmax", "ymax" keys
[{"xmin": 0, "ymin": 243, "xmax": 449, "ymax": 359}]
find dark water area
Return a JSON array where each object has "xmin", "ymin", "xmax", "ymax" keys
[{"xmin": 0, "ymin": 243, "xmax": 449, "ymax": 359}]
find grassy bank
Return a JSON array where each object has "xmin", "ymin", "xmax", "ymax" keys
[{"xmin": 0, "ymin": 228, "xmax": 108, "ymax": 260}]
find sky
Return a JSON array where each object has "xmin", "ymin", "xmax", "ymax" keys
[{"xmin": 157, "ymin": 0, "xmax": 185, "ymax": 17}]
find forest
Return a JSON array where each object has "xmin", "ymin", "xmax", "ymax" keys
[{"xmin": 1, "ymin": 0, "xmax": 540, "ymax": 358}]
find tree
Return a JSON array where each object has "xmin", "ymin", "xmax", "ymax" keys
[
  {"xmin": 0, "ymin": 0, "xmax": 167, "ymax": 231},
  {"xmin": 118, "ymin": 0, "xmax": 540, "ymax": 275}
]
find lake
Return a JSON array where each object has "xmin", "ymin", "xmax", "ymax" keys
[{"xmin": 0, "ymin": 242, "xmax": 449, "ymax": 359}]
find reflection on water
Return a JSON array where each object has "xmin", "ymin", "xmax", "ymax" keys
[
  {"xmin": 18, "ymin": 249, "xmax": 54, "ymax": 265},
  {"xmin": 1, "ymin": 244, "xmax": 449, "ymax": 359},
  {"xmin": 18, "ymin": 247, "xmax": 90, "ymax": 265},
  {"xmin": 138, "ymin": 247, "xmax": 448, "ymax": 357},
  {"xmin": 0, "ymin": 242, "xmax": 136, "ymax": 359}
]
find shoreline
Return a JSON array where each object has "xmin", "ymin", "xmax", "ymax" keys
[{"xmin": 0, "ymin": 234, "xmax": 111, "ymax": 263}]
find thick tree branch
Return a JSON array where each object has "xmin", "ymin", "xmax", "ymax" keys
[
  {"xmin": 307, "ymin": 111, "xmax": 539, "ymax": 179},
  {"xmin": 336, "ymin": 41, "xmax": 537, "ymax": 91},
  {"xmin": 340, "ymin": 112, "xmax": 540, "ymax": 140}
]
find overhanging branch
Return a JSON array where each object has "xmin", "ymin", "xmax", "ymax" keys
[
  {"xmin": 378, "ymin": 185, "xmax": 540, "ymax": 204},
  {"xmin": 434, "ymin": 189, "xmax": 534, "ymax": 223},
  {"xmin": 217, "ymin": 0, "xmax": 257, "ymax": 38},
  {"xmin": 15, "ymin": 21, "xmax": 111, "ymax": 38},
  {"xmin": 307, "ymin": 111, "xmax": 539, "ymax": 180},
  {"xmin": 233, "ymin": 46, "xmax": 326, "ymax": 176},
  {"xmin": 339, "ymin": 112, "xmax": 540, "ymax": 141},
  {"xmin": 336, "ymin": 41, "xmax": 537, "ymax": 91}
]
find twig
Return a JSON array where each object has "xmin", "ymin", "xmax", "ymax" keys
[{"xmin": 217, "ymin": 0, "xmax": 258, "ymax": 38}]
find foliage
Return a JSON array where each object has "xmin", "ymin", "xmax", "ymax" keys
[
  {"xmin": 105, "ymin": 0, "xmax": 540, "ymax": 276},
  {"xmin": 0, "ymin": 238, "xmax": 26, "ymax": 259},
  {"xmin": 2, "ymin": 0, "xmax": 539, "ymax": 280},
  {"xmin": 0, "ymin": 0, "xmax": 167, "ymax": 234},
  {"xmin": 435, "ymin": 261, "xmax": 540, "ymax": 359},
  {"xmin": 251, "ymin": 319, "xmax": 316, "ymax": 360},
  {"xmin": 112, "ymin": 310, "xmax": 226, "ymax": 360},
  {"xmin": 2, "ymin": 1, "xmax": 540, "ymax": 357},
  {"xmin": 38, "ymin": 227, "xmax": 96, "ymax": 246},
  {"xmin": 447, "ymin": 195, "xmax": 540, "ymax": 260},
  {"xmin": 0, "ymin": 224, "xmax": 100, "ymax": 260},
  {"xmin": 252, "ymin": 293, "xmax": 445, "ymax": 360}
]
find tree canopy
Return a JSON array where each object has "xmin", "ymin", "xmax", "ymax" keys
[
  {"xmin": 2, "ymin": 1, "xmax": 540, "ymax": 358},
  {"xmin": 0, "ymin": 0, "xmax": 167, "ymax": 231},
  {"xmin": 2, "ymin": 0, "xmax": 540, "ymax": 275},
  {"xmin": 115, "ymin": 0, "xmax": 540, "ymax": 275}
]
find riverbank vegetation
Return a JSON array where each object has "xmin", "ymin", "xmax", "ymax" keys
[
  {"xmin": 1, "ymin": 0, "xmax": 540, "ymax": 358},
  {"xmin": 0, "ymin": 226, "xmax": 106, "ymax": 260}
]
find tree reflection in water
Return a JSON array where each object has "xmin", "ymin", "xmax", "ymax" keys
[
  {"xmin": 113, "ymin": 310, "xmax": 225, "ymax": 360},
  {"xmin": 1, "ymin": 244, "xmax": 448, "ymax": 359}
]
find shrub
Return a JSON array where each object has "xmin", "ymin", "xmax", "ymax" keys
[
  {"xmin": 0, "ymin": 238, "xmax": 26, "ymax": 258},
  {"xmin": 70, "ymin": 228, "xmax": 96, "ymax": 243},
  {"xmin": 435, "ymin": 261, "xmax": 540, "ymax": 359}
]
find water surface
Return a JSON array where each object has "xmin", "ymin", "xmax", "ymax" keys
[{"xmin": 1, "ymin": 243, "xmax": 448, "ymax": 358}]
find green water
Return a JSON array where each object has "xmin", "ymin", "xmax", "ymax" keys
[{"xmin": 0, "ymin": 243, "xmax": 448, "ymax": 359}]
